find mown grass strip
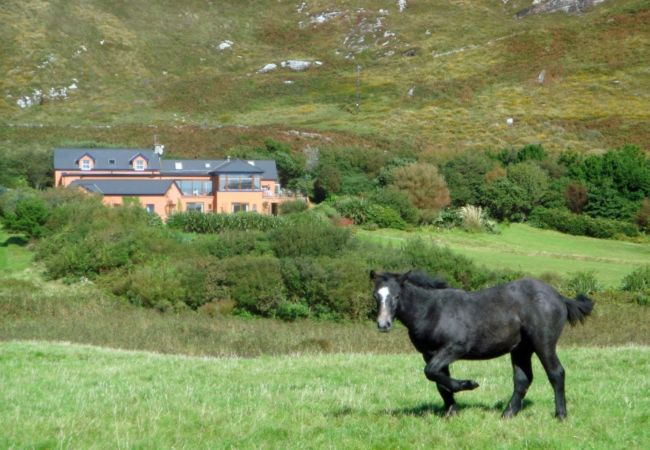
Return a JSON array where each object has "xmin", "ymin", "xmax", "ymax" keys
[{"xmin": 357, "ymin": 224, "xmax": 650, "ymax": 288}]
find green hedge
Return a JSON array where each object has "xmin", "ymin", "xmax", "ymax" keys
[
  {"xmin": 529, "ymin": 208, "xmax": 639, "ymax": 239},
  {"xmin": 167, "ymin": 211, "xmax": 285, "ymax": 233}
]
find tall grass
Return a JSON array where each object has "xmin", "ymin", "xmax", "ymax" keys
[{"xmin": 1, "ymin": 276, "xmax": 649, "ymax": 357}]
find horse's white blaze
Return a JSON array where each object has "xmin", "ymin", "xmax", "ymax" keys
[{"xmin": 377, "ymin": 286, "xmax": 392, "ymax": 324}]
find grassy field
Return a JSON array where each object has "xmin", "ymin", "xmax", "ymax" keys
[
  {"xmin": 357, "ymin": 224, "xmax": 650, "ymax": 288},
  {"xmin": 1, "ymin": 341, "xmax": 649, "ymax": 449}
]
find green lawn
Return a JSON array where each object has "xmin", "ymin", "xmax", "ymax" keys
[
  {"xmin": 1, "ymin": 341, "xmax": 648, "ymax": 449},
  {"xmin": 357, "ymin": 224, "xmax": 650, "ymax": 288},
  {"xmin": 0, "ymin": 227, "xmax": 32, "ymax": 274}
]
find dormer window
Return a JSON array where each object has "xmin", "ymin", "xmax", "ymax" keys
[
  {"xmin": 109, "ymin": 159, "xmax": 116, "ymax": 165},
  {"xmin": 175, "ymin": 162, "xmax": 183, "ymax": 170},
  {"xmin": 134, "ymin": 159, "xmax": 146, "ymax": 171},
  {"xmin": 80, "ymin": 159, "xmax": 91, "ymax": 170}
]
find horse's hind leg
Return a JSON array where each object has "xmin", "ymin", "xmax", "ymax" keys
[
  {"xmin": 437, "ymin": 366, "xmax": 459, "ymax": 417},
  {"xmin": 537, "ymin": 348, "xmax": 567, "ymax": 420},
  {"xmin": 503, "ymin": 346, "xmax": 534, "ymax": 418}
]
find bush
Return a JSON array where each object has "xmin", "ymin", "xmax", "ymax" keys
[
  {"xmin": 635, "ymin": 198, "xmax": 650, "ymax": 233},
  {"xmin": 368, "ymin": 187, "xmax": 418, "ymax": 224},
  {"xmin": 621, "ymin": 265, "xmax": 650, "ymax": 292},
  {"xmin": 269, "ymin": 215, "xmax": 351, "ymax": 258},
  {"xmin": 401, "ymin": 237, "xmax": 521, "ymax": 290},
  {"xmin": 195, "ymin": 231, "xmax": 271, "ymax": 258},
  {"xmin": 167, "ymin": 211, "xmax": 285, "ymax": 233},
  {"xmin": 391, "ymin": 163, "xmax": 451, "ymax": 212},
  {"xmin": 1, "ymin": 196, "xmax": 49, "ymax": 238},
  {"xmin": 481, "ymin": 178, "xmax": 529, "ymax": 221},
  {"xmin": 365, "ymin": 204, "xmax": 407, "ymax": 230},
  {"xmin": 101, "ymin": 259, "xmax": 190, "ymax": 312},
  {"xmin": 217, "ymin": 255, "xmax": 287, "ymax": 316},
  {"xmin": 279, "ymin": 199, "xmax": 309, "ymax": 215},
  {"xmin": 329, "ymin": 196, "xmax": 371, "ymax": 225},
  {"xmin": 529, "ymin": 207, "xmax": 639, "ymax": 239},
  {"xmin": 564, "ymin": 271, "xmax": 600, "ymax": 295}
]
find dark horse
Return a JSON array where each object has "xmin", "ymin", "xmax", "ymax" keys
[{"xmin": 370, "ymin": 270, "xmax": 594, "ymax": 419}]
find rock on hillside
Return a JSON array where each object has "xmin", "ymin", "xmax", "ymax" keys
[{"xmin": 516, "ymin": 0, "xmax": 605, "ymax": 18}]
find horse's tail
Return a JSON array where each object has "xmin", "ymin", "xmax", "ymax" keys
[{"xmin": 563, "ymin": 294, "xmax": 594, "ymax": 326}]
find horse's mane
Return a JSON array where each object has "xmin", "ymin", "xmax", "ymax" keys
[{"xmin": 403, "ymin": 271, "xmax": 449, "ymax": 290}]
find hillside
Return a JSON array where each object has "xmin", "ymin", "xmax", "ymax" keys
[{"xmin": 1, "ymin": 0, "xmax": 649, "ymax": 163}]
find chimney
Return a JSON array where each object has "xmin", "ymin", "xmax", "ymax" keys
[{"xmin": 153, "ymin": 134, "xmax": 164, "ymax": 155}]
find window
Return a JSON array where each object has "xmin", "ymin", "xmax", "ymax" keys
[
  {"xmin": 109, "ymin": 159, "xmax": 116, "ymax": 165},
  {"xmin": 134, "ymin": 159, "xmax": 146, "ymax": 171},
  {"xmin": 232, "ymin": 203, "xmax": 248, "ymax": 213},
  {"xmin": 80, "ymin": 159, "xmax": 91, "ymax": 170},
  {"xmin": 186, "ymin": 202, "xmax": 204, "ymax": 212},
  {"xmin": 177, "ymin": 180, "xmax": 212, "ymax": 196},
  {"xmin": 175, "ymin": 162, "xmax": 183, "ymax": 170},
  {"xmin": 145, "ymin": 204, "xmax": 155, "ymax": 214},
  {"xmin": 219, "ymin": 175, "xmax": 260, "ymax": 191}
]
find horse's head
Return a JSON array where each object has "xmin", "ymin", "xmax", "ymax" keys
[{"xmin": 370, "ymin": 270, "xmax": 404, "ymax": 332}]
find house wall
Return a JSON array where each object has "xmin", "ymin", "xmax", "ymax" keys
[
  {"xmin": 99, "ymin": 184, "xmax": 185, "ymax": 220},
  {"xmin": 216, "ymin": 191, "xmax": 267, "ymax": 214},
  {"xmin": 57, "ymin": 170, "xmax": 289, "ymax": 218}
]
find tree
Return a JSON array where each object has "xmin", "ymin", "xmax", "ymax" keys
[
  {"xmin": 442, "ymin": 152, "xmax": 495, "ymax": 207},
  {"xmin": 507, "ymin": 161, "xmax": 550, "ymax": 207},
  {"xmin": 390, "ymin": 163, "xmax": 450, "ymax": 212}
]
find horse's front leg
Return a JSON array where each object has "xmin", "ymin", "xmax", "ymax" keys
[
  {"xmin": 423, "ymin": 347, "xmax": 479, "ymax": 394},
  {"xmin": 423, "ymin": 353, "xmax": 458, "ymax": 416}
]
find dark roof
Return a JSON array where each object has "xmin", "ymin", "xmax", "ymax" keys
[
  {"xmin": 71, "ymin": 180, "xmax": 176, "ymax": 196},
  {"xmin": 161, "ymin": 158, "xmax": 277, "ymax": 179},
  {"xmin": 211, "ymin": 159, "xmax": 264, "ymax": 174},
  {"xmin": 54, "ymin": 148, "xmax": 161, "ymax": 171}
]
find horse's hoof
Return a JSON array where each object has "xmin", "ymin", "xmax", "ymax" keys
[
  {"xmin": 502, "ymin": 409, "xmax": 517, "ymax": 419},
  {"xmin": 463, "ymin": 380, "xmax": 480, "ymax": 390},
  {"xmin": 555, "ymin": 412, "xmax": 567, "ymax": 421},
  {"xmin": 444, "ymin": 404, "xmax": 459, "ymax": 418}
]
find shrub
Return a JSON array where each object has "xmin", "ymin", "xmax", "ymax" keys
[
  {"xmin": 621, "ymin": 265, "xmax": 650, "ymax": 292},
  {"xmin": 195, "ymin": 231, "xmax": 271, "ymax": 258},
  {"xmin": 368, "ymin": 187, "xmax": 418, "ymax": 224},
  {"xmin": 481, "ymin": 178, "xmax": 529, "ymax": 221},
  {"xmin": 329, "ymin": 196, "xmax": 370, "ymax": 225},
  {"xmin": 459, "ymin": 205, "xmax": 486, "ymax": 232},
  {"xmin": 635, "ymin": 198, "xmax": 650, "ymax": 233},
  {"xmin": 217, "ymin": 255, "xmax": 287, "ymax": 316},
  {"xmin": 442, "ymin": 152, "xmax": 495, "ymax": 207},
  {"xmin": 365, "ymin": 204, "xmax": 407, "ymax": 230},
  {"xmin": 507, "ymin": 161, "xmax": 550, "ymax": 207},
  {"xmin": 279, "ymin": 199, "xmax": 309, "ymax": 215},
  {"xmin": 565, "ymin": 182, "xmax": 588, "ymax": 214},
  {"xmin": 564, "ymin": 271, "xmax": 600, "ymax": 295},
  {"xmin": 101, "ymin": 259, "xmax": 189, "ymax": 311},
  {"xmin": 167, "ymin": 211, "xmax": 285, "ymax": 233},
  {"xmin": 529, "ymin": 207, "xmax": 639, "ymax": 239},
  {"xmin": 269, "ymin": 215, "xmax": 351, "ymax": 258},
  {"xmin": 1, "ymin": 196, "xmax": 49, "ymax": 238},
  {"xmin": 401, "ymin": 237, "xmax": 521, "ymax": 290},
  {"xmin": 391, "ymin": 163, "xmax": 451, "ymax": 212}
]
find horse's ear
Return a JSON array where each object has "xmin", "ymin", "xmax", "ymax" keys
[
  {"xmin": 399, "ymin": 270, "xmax": 412, "ymax": 286},
  {"xmin": 369, "ymin": 270, "xmax": 377, "ymax": 280}
]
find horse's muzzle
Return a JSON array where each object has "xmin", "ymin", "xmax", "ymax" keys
[{"xmin": 377, "ymin": 320, "xmax": 392, "ymax": 332}]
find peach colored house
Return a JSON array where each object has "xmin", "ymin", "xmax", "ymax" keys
[{"xmin": 54, "ymin": 148, "xmax": 298, "ymax": 219}]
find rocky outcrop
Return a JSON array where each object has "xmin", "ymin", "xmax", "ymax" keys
[{"xmin": 516, "ymin": 0, "xmax": 605, "ymax": 19}]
